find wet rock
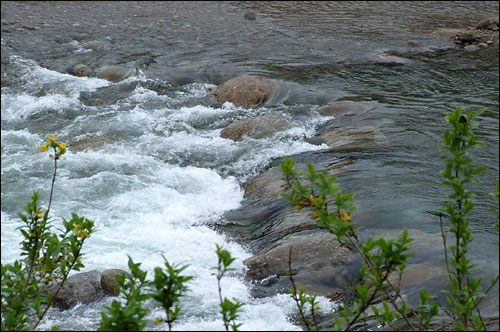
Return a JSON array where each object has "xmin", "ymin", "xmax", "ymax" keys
[
  {"xmin": 72, "ymin": 63, "xmax": 91, "ymax": 77},
  {"xmin": 314, "ymin": 126, "xmax": 387, "ymax": 151},
  {"xmin": 316, "ymin": 100, "xmax": 372, "ymax": 119},
  {"xmin": 456, "ymin": 30, "xmax": 481, "ymax": 44},
  {"xmin": 96, "ymin": 65, "xmax": 136, "ymax": 82},
  {"xmin": 387, "ymin": 262, "xmax": 446, "ymax": 289},
  {"xmin": 46, "ymin": 270, "xmax": 102, "ymax": 310},
  {"xmin": 464, "ymin": 44, "xmax": 480, "ymax": 52},
  {"xmin": 79, "ymin": 81, "xmax": 137, "ymax": 106},
  {"xmin": 101, "ymin": 269, "xmax": 130, "ymax": 296},
  {"xmin": 475, "ymin": 16, "xmax": 499, "ymax": 31},
  {"xmin": 220, "ymin": 113, "xmax": 291, "ymax": 141},
  {"xmin": 244, "ymin": 158, "xmax": 355, "ymax": 200},
  {"xmin": 69, "ymin": 135, "xmax": 115, "ymax": 152},
  {"xmin": 211, "ymin": 75, "xmax": 280, "ymax": 109},
  {"xmin": 244, "ymin": 11, "xmax": 256, "ymax": 20},
  {"xmin": 244, "ymin": 230, "xmax": 356, "ymax": 280}
]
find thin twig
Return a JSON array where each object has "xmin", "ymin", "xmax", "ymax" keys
[
  {"xmin": 439, "ymin": 212, "xmax": 453, "ymax": 285},
  {"xmin": 288, "ymin": 247, "xmax": 311, "ymax": 331}
]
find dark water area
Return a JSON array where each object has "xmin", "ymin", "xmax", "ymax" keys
[{"xmin": 1, "ymin": 1, "xmax": 499, "ymax": 330}]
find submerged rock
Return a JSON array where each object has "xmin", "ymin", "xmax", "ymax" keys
[
  {"xmin": 211, "ymin": 75, "xmax": 279, "ymax": 109},
  {"xmin": 69, "ymin": 135, "xmax": 114, "ymax": 152},
  {"xmin": 220, "ymin": 113, "xmax": 291, "ymax": 141},
  {"xmin": 316, "ymin": 100, "xmax": 372, "ymax": 119},
  {"xmin": 313, "ymin": 126, "xmax": 387, "ymax": 151}
]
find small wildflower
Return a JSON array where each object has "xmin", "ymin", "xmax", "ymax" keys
[
  {"xmin": 315, "ymin": 305, "xmax": 321, "ymax": 311},
  {"xmin": 79, "ymin": 230, "xmax": 89, "ymax": 239},
  {"xmin": 296, "ymin": 205, "xmax": 303, "ymax": 211},
  {"xmin": 154, "ymin": 318, "xmax": 163, "ymax": 325},
  {"xmin": 311, "ymin": 212, "xmax": 319, "ymax": 219},
  {"xmin": 340, "ymin": 210, "xmax": 351, "ymax": 222},
  {"xmin": 72, "ymin": 224, "xmax": 80, "ymax": 233},
  {"xmin": 38, "ymin": 144, "xmax": 49, "ymax": 152},
  {"xmin": 45, "ymin": 133, "xmax": 59, "ymax": 144},
  {"xmin": 34, "ymin": 209, "xmax": 42, "ymax": 219},
  {"xmin": 57, "ymin": 142, "xmax": 69, "ymax": 155}
]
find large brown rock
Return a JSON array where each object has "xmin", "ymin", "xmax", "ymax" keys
[
  {"xmin": 431, "ymin": 28, "xmax": 464, "ymax": 41},
  {"xmin": 316, "ymin": 100, "xmax": 372, "ymax": 119},
  {"xmin": 101, "ymin": 269, "xmax": 130, "ymax": 296},
  {"xmin": 211, "ymin": 75, "xmax": 279, "ymax": 109},
  {"xmin": 244, "ymin": 231, "xmax": 355, "ymax": 280},
  {"xmin": 96, "ymin": 66, "xmax": 135, "ymax": 82},
  {"xmin": 220, "ymin": 113, "xmax": 291, "ymax": 141}
]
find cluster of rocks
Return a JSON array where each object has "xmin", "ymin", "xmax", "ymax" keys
[
  {"xmin": 44, "ymin": 269, "xmax": 128, "ymax": 310},
  {"xmin": 431, "ymin": 16, "xmax": 499, "ymax": 52}
]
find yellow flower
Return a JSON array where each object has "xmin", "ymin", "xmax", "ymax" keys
[
  {"xmin": 79, "ymin": 230, "xmax": 89, "ymax": 239},
  {"xmin": 34, "ymin": 209, "xmax": 42, "ymax": 219},
  {"xmin": 38, "ymin": 144, "xmax": 49, "ymax": 152},
  {"xmin": 315, "ymin": 305, "xmax": 321, "ymax": 311},
  {"xmin": 340, "ymin": 210, "xmax": 351, "ymax": 222},
  {"xmin": 45, "ymin": 133, "xmax": 59, "ymax": 144},
  {"xmin": 57, "ymin": 142, "xmax": 68, "ymax": 154},
  {"xmin": 154, "ymin": 318, "xmax": 163, "ymax": 325},
  {"xmin": 296, "ymin": 205, "xmax": 303, "ymax": 211},
  {"xmin": 73, "ymin": 224, "xmax": 81, "ymax": 233},
  {"xmin": 311, "ymin": 212, "xmax": 319, "ymax": 219}
]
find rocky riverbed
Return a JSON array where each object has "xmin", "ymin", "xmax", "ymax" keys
[{"xmin": 2, "ymin": 1, "xmax": 499, "ymax": 331}]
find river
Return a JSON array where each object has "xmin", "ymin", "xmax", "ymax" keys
[{"xmin": 1, "ymin": 1, "xmax": 498, "ymax": 330}]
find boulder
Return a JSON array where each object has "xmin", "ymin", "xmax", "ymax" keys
[
  {"xmin": 313, "ymin": 126, "xmax": 387, "ymax": 151},
  {"xmin": 244, "ymin": 158, "xmax": 355, "ymax": 200},
  {"xmin": 475, "ymin": 16, "xmax": 499, "ymax": 31},
  {"xmin": 81, "ymin": 39, "xmax": 112, "ymax": 51},
  {"xmin": 316, "ymin": 100, "xmax": 372, "ymax": 119},
  {"xmin": 244, "ymin": 231, "xmax": 356, "ymax": 280},
  {"xmin": 220, "ymin": 113, "xmax": 291, "ymax": 141},
  {"xmin": 46, "ymin": 270, "xmax": 102, "ymax": 310},
  {"xmin": 101, "ymin": 269, "xmax": 130, "ymax": 296},
  {"xmin": 456, "ymin": 30, "xmax": 481, "ymax": 44},
  {"xmin": 211, "ymin": 75, "xmax": 279, "ymax": 109}
]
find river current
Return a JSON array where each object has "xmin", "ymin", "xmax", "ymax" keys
[{"xmin": 1, "ymin": 2, "xmax": 499, "ymax": 331}]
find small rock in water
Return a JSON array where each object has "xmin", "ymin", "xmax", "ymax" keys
[
  {"xmin": 407, "ymin": 40, "xmax": 419, "ymax": 47},
  {"xmin": 475, "ymin": 16, "xmax": 499, "ymax": 31},
  {"xmin": 244, "ymin": 11, "xmax": 256, "ymax": 20},
  {"xmin": 464, "ymin": 44, "xmax": 480, "ymax": 52}
]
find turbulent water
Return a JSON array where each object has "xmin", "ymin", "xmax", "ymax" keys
[{"xmin": 1, "ymin": 1, "xmax": 499, "ymax": 331}]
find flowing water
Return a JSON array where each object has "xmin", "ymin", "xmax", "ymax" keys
[{"xmin": 1, "ymin": 2, "xmax": 499, "ymax": 330}]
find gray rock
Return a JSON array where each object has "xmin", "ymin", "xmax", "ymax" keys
[
  {"xmin": 46, "ymin": 270, "xmax": 102, "ymax": 310},
  {"xmin": 244, "ymin": 12, "xmax": 256, "ymax": 20},
  {"xmin": 464, "ymin": 44, "xmax": 480, "ymax": 52},
  {"xmin": 407, "ymin": 40, "xmax": 420, "ymax": 47},
  {"xmin": 211, "ymin": 75, "xmax": 279, "ymax": 109},
  {"xmin": 220, "ymin": 113, "xmax": 291, "ymax": 141},
  {"xmin": 101, "ymin": 269, "xmax": 130, "ymax": 296}
]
